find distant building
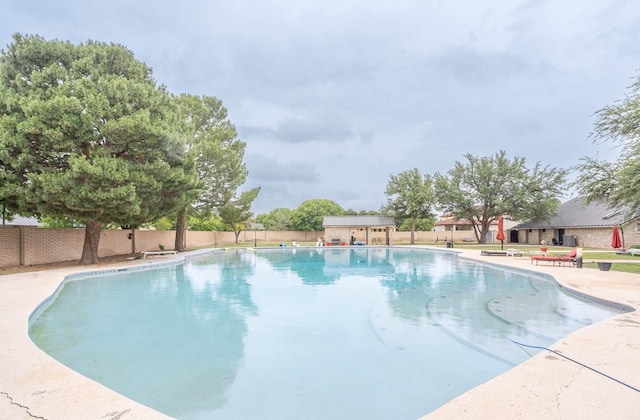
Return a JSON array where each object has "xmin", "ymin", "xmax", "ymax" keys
[
  {"xmin": 2, "ymin": 216, "xmax": 39, "ymax": 226},
  {"xmin": 323, "ymin": 216, "xmax": 396, "ymax": 245},
  {"xmin": 434, "ymin": 214, "xmax": 517, "ymax": 243},
  {"xmin": 434, "ymin": 216, "xmax": 478, "ymax": 232}
]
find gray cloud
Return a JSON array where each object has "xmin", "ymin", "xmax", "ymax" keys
[
  {"xmin": 240, "ymin": 111, "xmax": 359, "ymax": 144},
  {"xmin": 3, "ymin": 0, "xmax": 640, "ymax": 215}
]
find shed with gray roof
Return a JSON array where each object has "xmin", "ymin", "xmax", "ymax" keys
[{"xmin": 322, "ymin": 216, "xmax": 396, "ymax": 245}]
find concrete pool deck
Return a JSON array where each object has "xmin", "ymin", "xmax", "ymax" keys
[{"xmin": 1, "ymin": 248, "xmax": 639, "ymax": 419}]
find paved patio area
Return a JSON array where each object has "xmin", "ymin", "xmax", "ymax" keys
[{"xmin": 1, "ymin": 248, "xmax": 639, "ymax": 419}]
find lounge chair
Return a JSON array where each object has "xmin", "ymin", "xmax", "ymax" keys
[
  {"xmin": 481, "ymin": 250, "xmax": 508, "ymax": 256},
  {"xmin": 531, "ymin": 248, "xmax": 577, "ymax": 266},
  {"xmin": 505, "ymin": 248, "xmax": 523, "ymax": 257}
]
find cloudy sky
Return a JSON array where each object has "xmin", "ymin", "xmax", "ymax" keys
[{"xmin": 2, "ymin": 1, "xmax": 640, "ymax": 215}]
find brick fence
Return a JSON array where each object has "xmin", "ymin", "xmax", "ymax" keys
[
  {"xmin": 0, "ymin": 227, "xmax": 322, "ymax": 268},
  {"xmin": 1, "ymin": 227, "xmax": 483, "ymax": 268},
  {"xmin": 7, "ymin": 224, "xmax": 631, "ymax": 269}
]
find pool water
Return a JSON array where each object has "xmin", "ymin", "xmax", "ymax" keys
[{"xmin": 29, "ymin": 248, "xmax": 623, "ymax": 419}]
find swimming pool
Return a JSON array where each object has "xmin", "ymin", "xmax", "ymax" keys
[{"xmin": 29, "ymin": 248, "xmax": 623, "ymax": 419}]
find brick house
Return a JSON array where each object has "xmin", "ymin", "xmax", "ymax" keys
[
  {"xmin": 512, "ymin": 197, "xmax": 640, "ymax": 248},
  {"xmin": 322, "ymin": 216, "xmax": 396, "ymax": 245},
  {"xmin": 434, "ymin": 214, "xmax": 518, "ymax": 243}
]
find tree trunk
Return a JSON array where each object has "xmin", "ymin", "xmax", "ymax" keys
[
  {"xmin": 130, "ymin": 228, "xmax": 137, "ymax": 254},
  {"xmin": 175, "ymin": 209, "xmax": 187, "ymax": 252},
  {"xmin": 478, "ymin": 217, "xmax": 492, "ymax": 244},
  {"xmin": 472, "ymin": 221, "xmax": 483, "ymax": 243},
  {"xmin": 410, "ymin": 216, "xmax": 417, "ymax": 245},
  {"xmin": 79, "ymin": 220, "xmax": 101, "ymax": 265}
]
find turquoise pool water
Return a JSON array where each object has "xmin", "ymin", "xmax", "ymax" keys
[{"xmin": 29, "ymin": 248, "xmax": 623, "ymax": 419}]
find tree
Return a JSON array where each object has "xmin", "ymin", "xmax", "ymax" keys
[
  {"xmin": 359, "ymin": 210, "xmax": 382, "ymax": 215},
  {"xmin": 0, "ymin": 34, "xmax": 190, "ymax": 264},
  {"xmin": 291, "ymin": 199, "xmax": 344, "ymax": 231},
  {"xmin": 434, "ymin": 151, "xmax": 566, "ymax": 243},
  {"xmin": 573, "ymin": 73, "xmax": 640, "ymax": 216},
  {"xmin": 260, "ymin": 208, "xmax": 293, "ymax": 230},
  {"xmin": 382, "ymin": 168, "xmax": 435, "ymax": 244},
  {"xmin": 572, "ymin": 157, "xmax": 618, "ymax": 204},
  {"xmin": 172, "ymin": 94, "xmax": 247, "ymax": 251},
  {"xmin": 150, "ymin": 216, "xmax": 174, "ymax": 231},
  {"xmin": 117, "ymin": 140, "xmax": 202, "ymax": 254},
  {"xmin": 219, "ymin": 188, "xmax": 260, "ymax": 243},
  {"xmin": 39, "ymin": 216, "xmax": 83, "ymax": 228},
  {"xmin": 397, "ymin": 216, "xmax": 436, "ymax": 232},
  {"xmin": 187, "ymin": 211, "xmax": 224, "ymax": 231},
  {"xmin": 1, "ymin": 200, "xmax": 16, "ymax": 225}
]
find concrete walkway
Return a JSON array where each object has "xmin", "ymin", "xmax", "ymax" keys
[{"xmin": 1, "ymin": 248, "xmax": 639, "ymax": 419}]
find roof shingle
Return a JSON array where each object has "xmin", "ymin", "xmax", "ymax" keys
[{"xmin": 513, "ymin": 197, "xmax": 629, "ymax": 229}]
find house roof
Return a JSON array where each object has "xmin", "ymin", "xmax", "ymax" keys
[
  {"xmin": 323, "ymin": 215, "xmax": 396, "ymax": 227},
  {"xmin": 434, "ymin": 219, "xmax": 498, "ymax": 226},
  {"xmin": 2, "ymin": 216, "xmax": 39, "ymax": 226},
  {"xmin": 513, "ymin": 197, "xmax": 629, "ymax": 229}
]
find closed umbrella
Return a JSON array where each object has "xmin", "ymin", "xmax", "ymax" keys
[
  {"xmin": 496, "ymin": 216, "xmax": 505, "ymax": 250},
  {"xmin": 611, "ymin": 224, "xmax": 623, "ymax": 249}
]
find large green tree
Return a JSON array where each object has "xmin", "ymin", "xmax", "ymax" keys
[
  {"xmin": 291, "ymin": 199, "xmax": 344, "ymax": 231},
  {"xmin": 120, "ymin": 140, "xmax": 201, "ymax": 254},
  {"xmin": 219, "ymin": 188, "xmax": 261, "ymax": 243},
  {"xmin": 259, "ymin": 207, "xmax": 294, "ymax": 230},
  {"xmin": 573, "ymin": 73, "xmax": 640, "ymax": 215},
  {"xmin": 172, "ymin": 94, "xmax": 247, "ymax": 251},
  {"xmin": 434, "ymin": 151, "xmax": 566, "ymax": 243},
  {"xmin": 397, "ymin": 216, "xmax": 436, "ymax": 232},
  {"xmin": 0, "ymin": 34, "xmax": 190, "ymax": 263},
  {"xmin": 382, "ymin": 168, "xmax": 435, "ymax": 244},
  {"xmin": 187, "ymin": 211, "xmax": 225, "ymax": 232}
]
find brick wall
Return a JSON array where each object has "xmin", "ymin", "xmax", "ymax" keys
[
  {"xmin": 0, "ymin": 227, "xmax": 328, "ymax": 268},
  {"xmin": 22, "ymin": 227, "xmax": 86, "ymax": 265},
  {"xmin": 393, "ymin": 231, "xmax": 477, "ymax": 243},
  {"xmin": 568, "ymin": 226, "xmax": 640, "ymax": 249},
  {"xmin": 0, "ymin": 226, "xmax": 21, "ymax": 267},
  {"xmin": 6, "ymin": 224, "xmax": 637, "ymax": 269},
  {"xmin": 238, "ymin": 230, "xmax": 319, "ymax": 244}
]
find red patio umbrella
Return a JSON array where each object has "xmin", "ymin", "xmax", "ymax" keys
[
  {"xmin": 611, "ymin": 224, "xmax": 623, "ymax": 249},
  {"xmin": 496, "ymin": 216, "xmax": 506, "ymax": 250}
]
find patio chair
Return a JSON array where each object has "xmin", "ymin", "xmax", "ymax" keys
[{"xmin": 530, "ymin": 248, "xmax": 577, "ymax": 266}]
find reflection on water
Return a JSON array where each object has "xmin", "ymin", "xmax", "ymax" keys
[
  {"xmin": 30, "ymin": 251, "xmax": 258, "ymax": 418},
  {"xmin": 29, "ymin": 248, "xmax": 625, "ymax": 420}
]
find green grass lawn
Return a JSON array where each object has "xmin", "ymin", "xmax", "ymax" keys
[{"xmin": 581, "ymin": 262, "xmax": 640, "ymax": 274}]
